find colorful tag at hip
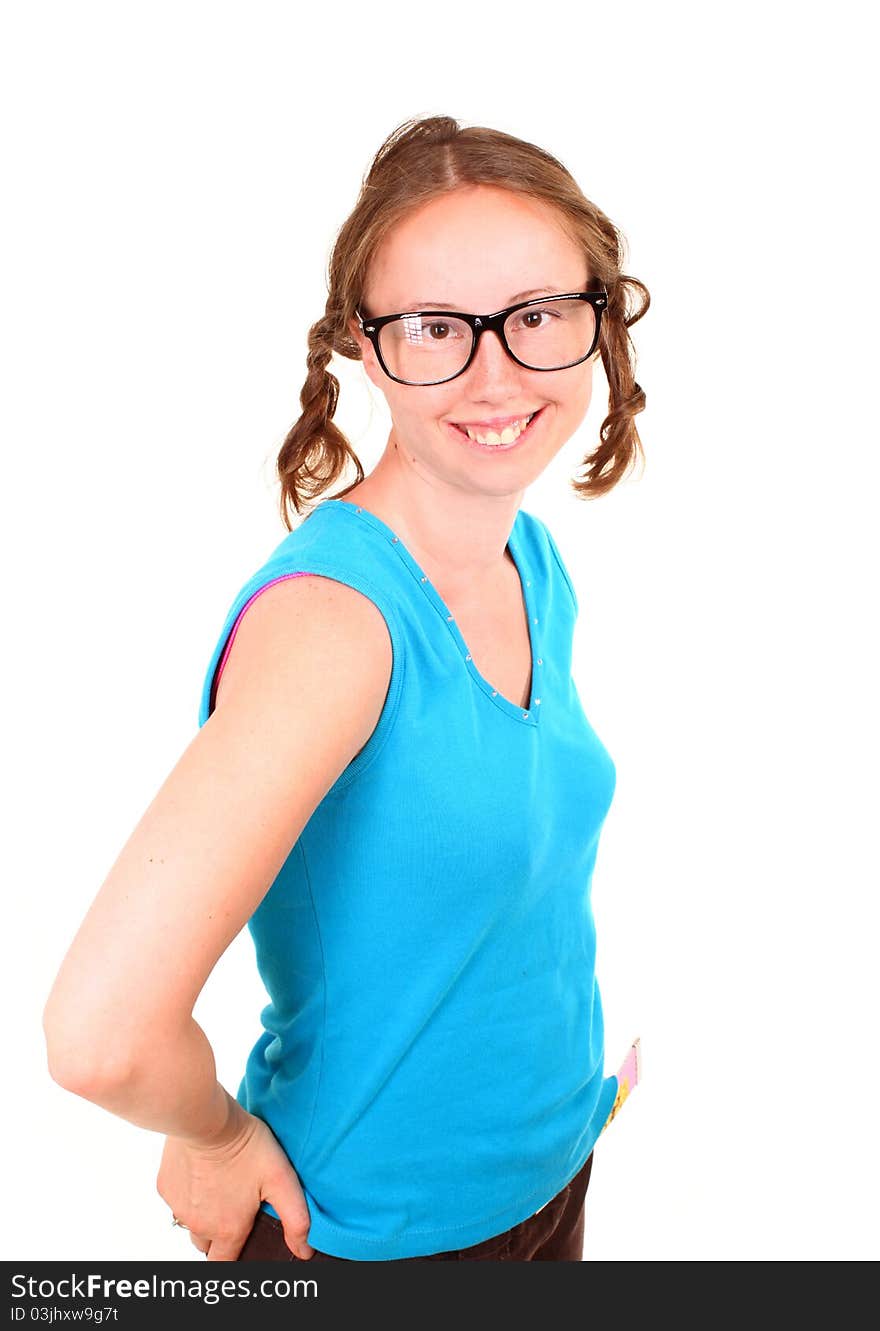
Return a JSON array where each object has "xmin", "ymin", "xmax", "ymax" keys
[{"xmin": 601, "ymin": 1037, "xmax": 641, "ymax": 1134}]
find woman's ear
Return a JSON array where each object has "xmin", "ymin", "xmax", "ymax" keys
[
  {"xmin": 348, "ymin": 316, "xmax": 385, "ymax": 392},
  {"xmin": 347, "ymin": 315, "xmax": 366, "ymax": 353}
]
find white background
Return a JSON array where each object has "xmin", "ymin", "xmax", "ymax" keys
[{"xmin": 3, "ymin": 0, "xmax": 877, "ymax": 1262}]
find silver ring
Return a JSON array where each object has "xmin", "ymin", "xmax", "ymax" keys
[{"xmin": 171, "ymin": 1215, "xmax": 187, "ymax": 1229}]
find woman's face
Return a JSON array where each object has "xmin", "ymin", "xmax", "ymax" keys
[{"xmin": 352, "ymin": 185, "xmax": 595, "ymax": 501}]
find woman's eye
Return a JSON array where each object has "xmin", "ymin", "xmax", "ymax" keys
[
  {"xmin": 520, "ymin": 310, "xmax": 553, "ymax": 329},
  {"xmin": 425, "ymin": 322, "xmax": 451, "ymax": 340}
]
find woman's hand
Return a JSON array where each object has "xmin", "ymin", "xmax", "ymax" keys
[{"xmin": 157, "ymin": 1100, "xmax": 315, "ymax": 1261}]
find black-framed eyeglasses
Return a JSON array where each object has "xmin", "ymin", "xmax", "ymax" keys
[{"xmin": 355, "ymin": 289, "xmax": 608, "ymax": 387}]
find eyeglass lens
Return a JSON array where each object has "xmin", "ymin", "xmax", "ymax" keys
[{"xmin": 377, "ymin": 297, "xmax": 598, "ymax": 384}]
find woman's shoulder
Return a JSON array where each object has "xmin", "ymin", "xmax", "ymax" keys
[
  {"xmin": 198, "ymin": 506, "xmax": 407, "ymax": 729},
  {"xmin": 516, "ymin": 508, "xmax": 579, "ymax": 616},
  {"xmin": 211, "ymin": 570, "xmax": 394, "ymax": 719}
]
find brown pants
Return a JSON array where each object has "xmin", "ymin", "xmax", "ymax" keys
[{"xmin": 238, "ymin": 1152, "xmax": 593, "ymax": 1262}]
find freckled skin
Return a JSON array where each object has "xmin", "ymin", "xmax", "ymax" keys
[
  {"xmin": 351, "ymin": 186, "xmax": 594, "ymax": 490},
  {"xmin": 345, "ymin": 184, "xmax": 597, "ymax": 585}
]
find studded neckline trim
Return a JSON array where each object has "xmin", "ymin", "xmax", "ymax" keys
[{"xmin": 318, "ymin": 498, "xmax": 542, "ymax": 727}]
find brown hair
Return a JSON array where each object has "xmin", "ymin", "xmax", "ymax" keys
[{"xmin": 277, "ymin": 115, "xmax": 649, "ymax": 528}]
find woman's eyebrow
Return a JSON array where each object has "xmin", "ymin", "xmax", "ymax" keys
[{"xmin": 402, "ymin": 286, "xmax": 565, "ymax": 310}]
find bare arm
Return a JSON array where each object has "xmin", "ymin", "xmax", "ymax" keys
[{"xmin": 42, "ymin": 574, "xmax": 393, "ymax": 1256}]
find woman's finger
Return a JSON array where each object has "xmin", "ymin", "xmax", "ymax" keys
[{"xmin": 205, "ymin": 1233, "xmax": 249, "ymax": 1262}]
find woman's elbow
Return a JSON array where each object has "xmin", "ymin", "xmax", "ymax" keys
[{"xmin": 42, "ymin": 998, "xmax": 133, "ymax": 1096}]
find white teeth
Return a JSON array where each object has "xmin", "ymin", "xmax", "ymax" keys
[{"xmin": 461, "ymin": 412, "xmax": 535, "ymax": 446}]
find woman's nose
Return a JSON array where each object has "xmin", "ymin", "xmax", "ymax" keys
[{"xmin": 464, "ymin": 328, "xmax": 523, "ymax": 394}]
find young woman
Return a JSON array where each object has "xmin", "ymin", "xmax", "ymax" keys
[{"xmin": 43, "ymin": 114, "xmax": 649, "ymax": 1263}]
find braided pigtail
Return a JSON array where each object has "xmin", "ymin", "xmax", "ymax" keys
[
  {"xmin": 276, "ymin": 310, "xmax": 365, "ymax": 530},
  {"xmin": 571, "ymin": 208, "xmax": 650, "ymax": 499},
  {"xmin": 574, "ymin": 273, "xmax": 649, "ymax": 499}
]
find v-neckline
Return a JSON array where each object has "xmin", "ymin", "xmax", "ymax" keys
[{"xmin": 321, "ymin": 498, "xmax": 541, "ymax": 727}]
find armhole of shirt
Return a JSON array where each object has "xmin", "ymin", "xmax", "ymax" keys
[
  {"xmin": 197, "ymin": 564, "xmax": 407, "ymax": 796},
  {"xmin": 537, "ymin": 519, "xmax": 580, "ymax": 617}
]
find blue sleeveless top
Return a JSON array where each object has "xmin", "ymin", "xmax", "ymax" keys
[{"xmin": 197, "ymin": 497, "xmax": 619, "ymax": 1260}]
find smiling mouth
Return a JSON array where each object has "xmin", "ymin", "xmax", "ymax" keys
[{"xmin": 450, "ymin": 408, "xmax": 543, "ymax": 448}]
